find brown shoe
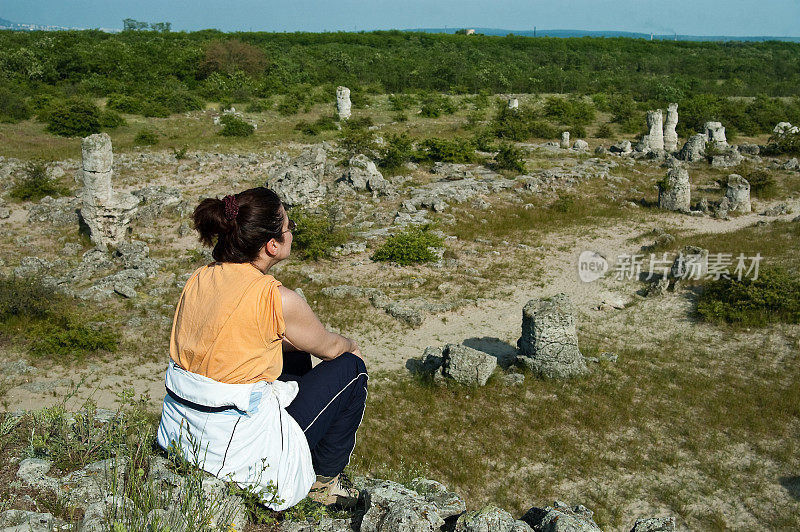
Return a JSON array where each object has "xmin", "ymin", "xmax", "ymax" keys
[{"xmin": 308, "ymin": 473, "xmax": 359, "ymax": 508}]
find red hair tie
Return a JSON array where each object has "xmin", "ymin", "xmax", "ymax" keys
[{"xmin": 223, "ymin": 194, "xmax": 239, "ymax": 221}]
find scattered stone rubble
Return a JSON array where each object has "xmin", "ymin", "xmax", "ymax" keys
[{"xmin": 79, "ymin": 133, "xmax": 139, "ymax": 249}]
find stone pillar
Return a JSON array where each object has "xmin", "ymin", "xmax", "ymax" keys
[
  {"xmin": 638, "ymin": 110, "xmax": 664, "ymax": 152},
  {"xmin": 678, "ymin": 134, "xmax": 706, "ymax": 162},
  {"xmin": 507, "ymin": 98, "xmax": 519, "ymax": 110},
  {"xmin": 336, "ymin": 86, "xmax": 351, "ymax": 120},
  {"xmin": 725, "ymin": 174, "xmax": 751, "ymax": 213},
  {"xmin": 560, "ymin": 131, "xmax": 570, "ymax": 149},
  {"xmin": 517, "ymin": 294, "xmax": 587, "ymax": 379},
  {"xmin": 663, "ymin": 103, "xmax": 678, "ymax": 152},
  {"xmin": 80, "ymin": 133, "xmax": 139, "ymax": 249},
  {"xmin": 704, "ymin": 121, "xmax": 727, "ymax": 146},
  {"xmin": 658, "ymin": 167, "xmax": 691, "ymax": 212}
]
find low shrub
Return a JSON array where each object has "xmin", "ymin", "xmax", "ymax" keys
[
  {"xmin": 472, "ymin": 128, "xmax": 497, "ymax": 152},
  {"xmin": 277, "ymin": 92, "xmax": 304, "ymax": 116},
  {"xmin": 290, "ymin": 207, "xmax": 348, "ymax": 260},
  {"xmin": 45, "ymin": 99, "xmax": 102, "ymax": 137},
  {"xmin": 389, "ymin": 93, "xmax": 416, "ymax": 111},
  {"xmin": 495, "ymin": 143, "xmax": 526, "ymax": 173},
  {"xmin": 245, "ymin": 98, "xmax": 272, "ymax": 112},
  {"xmin": 0, "ymin": 86, "xmax": 32, "ymax": 123},
  {"xmin": 766, "ymin": 130, "xmax": 800, "ymax": 156},
  {"xmin": 99, "ymin": 110, "xmax": 125, "ymax": 129},
  {"xmin": 10, "ymin": 161, "xmax": 70, "ymax": 201},
  {"xmin": 595, "ymin": 123, "xmax": 614, "ymax": 138},
  {"xmin": 0, "ymin": 276, "xmax": 119, "ymax": 362},
  {"xmin": 543, "ymin": 96, "xmax": 596, "ymax": 125},
  {"xmin": 219, "ymin": 115, "xmax": 254, "ymax": 137},
  {"xmin": 550, "ymin": 194, "xmax": 576, "ymax": 213},
  {"xmin": 418, "ymin": 92, "xmax": 456, "ymax": 118},
  {"xmin": 415, "ymin": 137, "xmax": 475, "ymax": 163},
  {"xmin": 731, "ymin": 163, "xmax": 777, "ymax": 198},
  {"xmin": 380, "ymin": 133, "xmax": 413, "ymax": 170},
  {"xmin": 372, "ymin": 227, "xmax": 443, "ymax": 265},
  {"xmin": 339, "ymin": 120, "xmax": 378, "ymax": 158},
  {"xmin": 134, "ymin": 129, "xmax": 159, "ymax": 146},
  {"xmin": 697, "ymin": 268, "xmax": 800, "ymax": 326},
  {"xmin": 106, "ymin": 94, "xmax": 144, "ymax": 114},
  {"xmin": 295, "ymin": 115, "xmax": 337, "ymax": 136}
]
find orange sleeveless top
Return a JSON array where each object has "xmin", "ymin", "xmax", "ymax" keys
[{"xmin": 169, "ymin": 262, "xmax": 285, "ymax": 384}]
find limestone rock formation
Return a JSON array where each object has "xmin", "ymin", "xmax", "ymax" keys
[
  {"xmin": 629, "ymin": 516, "xmax": 677, "ymax": 531},
  {"xmin": 724, "ymin": 174, "xmax": 751, "ymax": 213},
  {"xmin": 773, "ymin": 121, "xmax": 799, "ymax": 136},
  {"xmin": 678, "ymin": 134, "xmax": 706, "ymax": 162},
  {"xmin": 710, "ymin": 148, "xmax": 744, "ymax": 168},
  {"xmin": 79, "ymin": 133, "xmax": 139, "ymax": 249},
  {"xmin": 704, "ymin": 121, "xmax": 727, "ymax": 146},
  {"xmin": 336, "ymin": 86, "xmax": 351, "ymax": 120},
  {"xmin": 517, "ymin": 294, "xmax": 587, "ymax": 379},
  {"xmin": 507, "ymin": 98, "xmax": 519, "ymax": 110},
  {"xmin": 560, "ymin": 131, "xmax": 570, "ymax": 149},
  {"xmin": 441, "ymin": 343, "xmax": 497, "ymax": 386},
  {"xmin": 359, "ymin": 479, "xmax": 445, "ymax": 532},
  {"xmin": 523, "ymin": 501, "xmax": 602, "ymax": 532},
  {"xmin": 658, "ymin": 167, "xmax": 691, "ymax": 212},
  {"xmin": 267, "ymin": 146, "xmax": 330, "ymax": 207},
  {"xmin": 663, "ymin": 103, "xmax": 679, "ymax": 151},
  {"xmin": 340, "ymin": 154, "xmax": 393, "ymax": 196},
  {"xmin": 610, "ymin": 140, "xmax": 633, "ymax": 154},
  {"xmin": 572, "ymin": 139, "xmax": 589, "ymax": 151},
  {"xmin": 637, "ymin": 109, "xmax": 664, "ymax": 153},
  {"xmin": 454, "ymin": 506, "xmax": 533, "ymax": 531}
]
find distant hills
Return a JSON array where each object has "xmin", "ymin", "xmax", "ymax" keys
[
  {"xmin": 1, "ymin": 16, "xmax": 799, "ymax": 42},
  {"xmin": 410, "ymin": 27, "xmax": 800, "ymax": 42}
]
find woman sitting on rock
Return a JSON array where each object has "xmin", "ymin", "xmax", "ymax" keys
[{"xmin": 157, "ymin": 187, "xmax": 367, "ymax": 510}]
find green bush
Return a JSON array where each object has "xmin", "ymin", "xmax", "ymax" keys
[
  {"xmin": 415, "ymin": 137, "xmax": 475, "ymax": 163},
  {"xmin": 290, "ymin": 207, "xmax": 347, "ymax": 260},
  {"xmin": 472, "ymin": 128, "xmax": 497, "ymax": 152},
  {"xmin": 767, "ymin": 130, "xmax": 800, "ymax": 156},
  {"xmin": 550, "ymin": 194, "xmax": 576, "ymax": 213},
  {"xmin": 134, "ymin": 129, "xmax": 159, "ymax": 145},
  {"xmin": 140, "ymin": 101, "xmax": 171, "ymax": 118},
  {"xmin": 380, "ymin": 133, "xmax": 413, "ymax": 170},
  {"xmin": 731, "ymin": 164, "xmax": 777, "ymax": 198},
  {"xmin": 418, "ymin": 92, "xmax": 456, "ymax": 118},
  {"xmin": 106, "ymin": 94, "xmax": 144, "ymax": 114},
  {"xmin": 277, "ymin": 92, "xmax": 304, "ymax": 116},
  {"xmin": 495, "ymin": 143, "xmax": 526, "ymax": 173},
  {"xmin": 543, "ymin": 96, "xmax": 596, "ymax": 125},
  {"xmin": 528, "ymin": 120, "xmax": 558, "ymax": 139},
  {"xmin": 0, "ymin": 276, "xmax": 119, "ymax": 362},
  {"xmin": 45, "ymin": 99, "xmax": 102, "ymax": 137},
  {"xmin": 10, "ymin": 161, "xmax": 70, "ymax": 201},
  {"xmin": 595, "ymin": 123, "xmax": 614, "ymax": 138},
  {"xmin": 219, "ymin": 115, "xmax": 255, "ymax": 137},
  {"xmin": 99, "ymin": 110, "xmax": 125, "ymax": 129},
  {"xmin": 371, "ymin": 227, "xmax": 443, "ymax": 265},
  {"xmin": 697, "ymin": 268, "xmax": 800, "ymax": 326},
  {"xmin": 245, "ymin": 98, "xmax": 272, "ymax": 112},
  {"xmin": 295, "ymin": 115, "xmax": 337, "ymax": 136},
  {"xmin": 389, "ymin": 93, "xmax": 416, "ymax": 111},
  {"xmin": 339, "ymin": 120, "xmax": 378, "ymax": 158},
  {"xmin": 0, "ymin": 87, "xmax": 32, "ymax": 123}
]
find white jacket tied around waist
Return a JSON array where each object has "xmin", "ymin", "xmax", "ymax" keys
[{"xmin": 157, "ymin": 361, "xmax": 315, "ymax": 510}]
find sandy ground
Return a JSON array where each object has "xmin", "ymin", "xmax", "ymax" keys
[{"xmin": 3, "ymin": 198, "xmax": 797, "ymax": 413}]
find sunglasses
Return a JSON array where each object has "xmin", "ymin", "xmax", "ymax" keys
[{"xmin": 282, "ymin": 219, "xmax": 297, "ymax": 234}]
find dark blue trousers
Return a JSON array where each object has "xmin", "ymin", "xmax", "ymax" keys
[{"xmin": 278, "ymin": 351, "xmax": 368, "ymax": 477}]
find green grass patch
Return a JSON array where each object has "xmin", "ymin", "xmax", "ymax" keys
[
  {"xmin": 697, "ymin": 268, "xmax": 800, "ymax": 326},
  {"xmin": 371, "ymin": 227, "xmax": 443, "ymax": 265}
]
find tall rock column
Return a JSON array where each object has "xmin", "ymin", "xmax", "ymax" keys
[
  {"xmin": 80, "ymin": 133, "xmax": 139, "ymax": 249},
  {"xmin": 560, "ymin": 131, "xmax": 570, "ymax": 149},
  {"xmin": 663, "ymin": 103, "xmax": 679, "ymax": 152},
  {"xmin": 507, "ymin": 98, "xmax": 519, "ymax": 110},
  {"xmin": 336, "ymin": 86, "xmax": 351, "ymax": 120},
  {"xmin": 725, "ymin": 174, "xmax": 751, "ymax": 213},
  {"xmin": 658, "ymin": 166, "xmax": 691, "ymax": 212},
  {"xmin": 637, "ymin": 110, "xmax": 664, "ymax": 153}
]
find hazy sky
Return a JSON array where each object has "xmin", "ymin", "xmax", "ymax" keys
[{"xmin": 2, "ymin": 0, "xmax": 799, "ymax": 36}]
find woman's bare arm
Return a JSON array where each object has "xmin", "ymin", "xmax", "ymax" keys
[{"xmin": 279, "ymin": 286, "xmax": 360, "ymax": 360}]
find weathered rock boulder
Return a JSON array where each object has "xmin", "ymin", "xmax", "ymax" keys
[
  {"xmin": 677, "ymin": 134, "xmax": 706, "ymax": 162},
  {"xmin": 441, "ymin": 343, "xmax": 497, "ymax": 386},
  {"xmin": 79, "ymin": 133, "xmax": 139, "ymax": 249},
  {"xmin": 522, "ymin": 501, "xmax": 602, "ymax": 532},
  {"xmin": 0, "ymin": 509, "xmax": 66, "ymax": 532},
  {"xmin": 267, "ymin": 146, "xmax": 330, "ymax": 207},
  {"xmin": 637, "ymin": 110, "xmax": 664, "ymax": 153},
  {"xmin": 572, "ymin": 139, "xmax": 589, "ymax": 151},
  {"xmin": 560, "ymin": 131, "xmax": 570, "ymax": 149},
  {"xmin": 663, "ymin": 103, "xmax": 679, "ymax": 152},
  {"xmin": 408, "ymin": 478, "xmax": 466, "ymax": 519},
  {"xmin": 517, "ymin": 294, "xmax": 587, "ymax": 379},
  {"xmin": 27, "ymin": 195, "xmax": 81, "ymax": 225},
  {"xmin": 454, "ymin": 506, "xmax": 532, "ymax": 531},
  {"xmin": 629, "ymin": 516, "xmax": 677, "ymax": 531},
  {"xmin": 336, "ymin": 86, "xmax": 351, "ymax": 120},
  {"xmin": 359, "ymin": 479, "xmax": 445, "ymax": 532},
  {"xmin": 340, "ymin": 155, "xmax": 393, "ymax": 195},
  {"xmin": 724, "ymin": 174, "xmax": 751, "ymax": 213},
  {"xmin": 773, "ymin": 121, "xmax": 799, "ymax": 137},
  {"xmin": 704, "ymin": 121, "xmax": 727, "ymax": 146},
  {"xmin": 609, "ymin": 140, "xmax": 632, "ymax": 154},
  {"xmin": 710, "ymin": 148, "xmax": 744, "ymax": 168},
  {"xmin": 657, "ymin": 167, "xmax": 691, "ymax": 212},
  {"xmin": 508, "ymin": 98, "xmax": 519, "ymax": 110}
]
